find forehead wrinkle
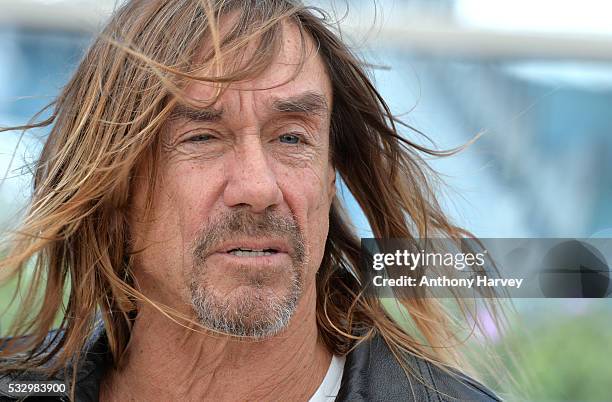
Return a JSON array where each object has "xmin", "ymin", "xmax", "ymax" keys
[{"xmin": 176, "ymin": 24, "xmax": 331, "ymax": 126}]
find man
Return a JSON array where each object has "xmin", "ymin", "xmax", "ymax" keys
[{"xmin": 0, "ymin": 0, "xmax": 502, "ymax": 400}]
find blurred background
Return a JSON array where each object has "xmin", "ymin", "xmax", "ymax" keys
[{"xmin": 0, "ymin": 0, "xmax": 611, "ymax": 400}]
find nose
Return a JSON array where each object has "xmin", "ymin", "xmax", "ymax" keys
[{"xmin": 223, "ymin": 136, "xmax": 283, "ymax": 213}]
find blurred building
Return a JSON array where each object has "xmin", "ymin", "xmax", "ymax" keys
[
  {"xmin": 1, "ymin": 1, "xmax": 612, "ymax": 399},
  {"xmin": 2, "ymin": 0, "xmax": 611, "ymax": 237}
]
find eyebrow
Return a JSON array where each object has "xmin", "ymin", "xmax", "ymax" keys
[
  {"xmin": 271, "ymin": 91, "xmax": 329, "ymax": 117},
  {"xmin": 170, "ymin": 104, "xmax": 224, "ymax": 123},
  {"xmin": 169, "ymin": 91, "xmax": 329, "ymax": 123}
]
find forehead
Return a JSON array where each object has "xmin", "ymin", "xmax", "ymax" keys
[{"xmin": 183, "ymin": 20, "xmax": 332, "ymax": 111}]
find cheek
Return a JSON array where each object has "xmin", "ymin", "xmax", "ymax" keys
[
  {"xmin": 158, "ymin": 163, "xmax": 225, "ymax": 240},
  {"xmin": 129, "ymin": 164, "xmax": 223, "ymax": 302},
  {"xmin": 279, "ymin": 166, "xmax": 333, "ymax": 272},
  {"xmin": 129, "ymin": 194, "xmax": 184, "ymax": 304}
]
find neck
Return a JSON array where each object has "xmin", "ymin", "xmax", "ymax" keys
[{"xmin": 100, "ymin": 288, "xmax": 331, "ymax": 401}]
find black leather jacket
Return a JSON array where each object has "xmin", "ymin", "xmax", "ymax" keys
[{"xmin": 0, "ymin": 323, "xmax": 501, "ymax": 401}]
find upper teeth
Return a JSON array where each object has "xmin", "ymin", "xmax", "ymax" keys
[{"xmin": 229, "ymin": 250, "xmax": 274, "ymax": 257}]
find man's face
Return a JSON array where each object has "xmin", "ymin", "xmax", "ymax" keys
[{"xmin": 130, "ymin": 22, "xmax": 335, "ymax": 338}]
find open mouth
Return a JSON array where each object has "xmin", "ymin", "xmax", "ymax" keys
[{"xmin": 226, "ymin": 247, "xmax": 279, "ymax": 257}]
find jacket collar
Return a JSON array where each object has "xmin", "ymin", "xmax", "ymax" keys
[{"xmin": 1, "ymin": 321, "xmax": 500, "ymax": 401}]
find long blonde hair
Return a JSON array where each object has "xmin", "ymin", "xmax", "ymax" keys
[{"xmin": 0, "ymin": 0, "xmax": 507, "ymax": 397}]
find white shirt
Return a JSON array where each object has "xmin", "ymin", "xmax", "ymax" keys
[{"xmin": 308, "ymin": 355, "xmax": 346, "ymax": 402}]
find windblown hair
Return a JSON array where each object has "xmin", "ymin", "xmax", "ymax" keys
[{"xmin": 0, "ymin": 0, "xmax": 506, "ymax": 398}]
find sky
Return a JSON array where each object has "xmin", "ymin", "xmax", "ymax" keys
[{"xmin": 455, "ymin": 0, "xmax": 612, "ymax": 36}]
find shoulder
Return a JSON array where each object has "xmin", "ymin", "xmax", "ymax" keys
[
  {"xmin": 0, "ymin": 322, "xmax": 109, "ymax": 401},
  {"xmin": 336, "ymin": 334, "xmax": 501, "ymax": 402},
  {"xmin": 0, "ymin": 329, "xmax": 66, "ymax": 400}
]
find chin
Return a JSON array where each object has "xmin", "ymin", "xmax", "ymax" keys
[{"xmin": 188, "ymin": 269, "xmax": 302, "ymax": 338}]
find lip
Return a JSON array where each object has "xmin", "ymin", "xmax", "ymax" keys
[
  {"xmin": 209, "ymin": 252, "xmax": 291, "ymax": 269},
  {"xmin": 213, "ymin": 238, "xmax": 292, "ymax": 255}
]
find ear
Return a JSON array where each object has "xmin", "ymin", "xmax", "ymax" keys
[{"xmin": 327, "ymin": 167, "xmax": 337, "ymax": 203}]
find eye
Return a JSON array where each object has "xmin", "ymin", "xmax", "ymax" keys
[
  {"xmin": 187, "ymin": 133, "xmax": 215, "ymax": 142},
  {"xmin": 278, "ymin": 133, "xmax": 301, "ymax": 144}
]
